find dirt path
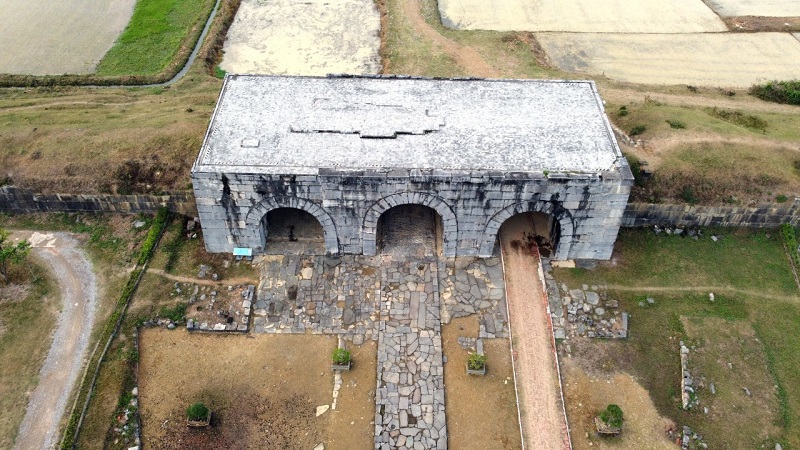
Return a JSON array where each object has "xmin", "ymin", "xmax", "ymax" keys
[
  {"xmin": 605, "ymin": 284, "xmax": 800, "ymax": 302},
  {"xmin": 146, "ymin": 268, "xmax": 257, "ymax": 287},
  {"xmin": 10, "ymin": 231, "xmax": 98, "ymax": 450},
  {"xmin": 397, "ymin": 0, "xmax": 500, "ymax": 77},
  {"xmin": 500, "ymin": 221, "xmax": 570, "ymax": 449}
]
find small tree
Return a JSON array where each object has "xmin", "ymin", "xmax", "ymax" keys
[
  {"xmin": 600, "ymin": 404, "xmax": 624, "ymax": 429},
  {"xmin": 186, "ymin": 402, "xmax": 210, "ymax": 421},
  {"xmin": 0, "ymin": 228, "xmax": 31, "ymax": 284}
]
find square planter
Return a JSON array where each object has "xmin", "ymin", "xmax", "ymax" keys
[
  {"xmin": 332, "ymin": 361, "xmax": 352, "ymax": 371},
  {"xmin": 187, "ymin": 411, "xmax": 212, "ymax": 427},
  {"xmin": 466, "ymin": 362, "xmax": 486, "ymax": 376}
]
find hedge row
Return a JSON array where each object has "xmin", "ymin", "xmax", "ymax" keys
[
  {"xmin": 750, "ymin": 80, "xmax": 800, "ymax": 106},
  {"xmin": 60, "ymin": 208, "xmax": 169, "ymax": 449}
]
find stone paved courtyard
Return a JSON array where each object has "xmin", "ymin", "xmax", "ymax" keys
[{"xmin": 253, "ymin": 253, "xmax": 509, "ymax": 448}]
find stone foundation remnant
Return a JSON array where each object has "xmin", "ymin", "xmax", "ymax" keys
[{"xmin": 192, "ymin": 75, "xmax": 633, "ymax": 262}]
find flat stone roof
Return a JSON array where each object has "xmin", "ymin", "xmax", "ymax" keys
[{"xmin": 194, "ymin": 75, "xmax": 623, "ymax": 175}]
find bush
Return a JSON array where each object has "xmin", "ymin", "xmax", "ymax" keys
[
  {"xmin": 332, "ymin": 348, "xmax": 351, "ymax": 365},
  {"xmin": 467, "ymin": 353, "xmax": 486, "ymax": 370},
  {"xmin": 186, "ymin": 402, "xmax": 210, "ymax": 421},
  {"xmin": 777, "ymin": 194, "xmax": 789, "ymax": 203},
  {"xmin": 666, "ymin": 119, "xmax": 686, "ymax": 129},
  {"xmin": 750, "ymin": 80, "xmax": 800, "ymax": 106},
  {"xmin": 781, "ymin": 224, "xmax": 800, "ymax": 269},
  {"xmin": 706, "ymin": 107, "xmax": 768, "ymax": 132},
  {"xmin": 629, "ymin": 125, "xmax": 646, "ymax": 136},
  {"xmin": 681, "ymin": 185, "xmax": 698, "ymax": 205},
  {"xmin": 160, "ymin": 302, "xmax": 187, "ymax": 322},
  {"xmin": 618, "ymin": 106, "xmax": 629, "ymax": 117},
  {"xmin": 138, "ymin": 208, "xmax": 169, "ymax": 266},
  {"xmin": 600, "ymin": 404, "xmax": 624, "ymax": 428}
]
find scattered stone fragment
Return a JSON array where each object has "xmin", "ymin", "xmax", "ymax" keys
[{"xmin": 316, "ymin": 405, "xmax": 330, "ymax": 417}]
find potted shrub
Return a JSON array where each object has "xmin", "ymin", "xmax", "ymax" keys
[
  {"xmin": 466, "ymin": 352, "xmax": 486, "ymax": 375},
  {"xmin": 595, "ymin": 404, "xmax": 623, "ymax": 436},
  {"xmin": 332, "ymin": 347, "xmax": 352, "ymax": 371},
  {"xmin": 186, "ymin": 402, "xmax": 211, "ymax": 427}
]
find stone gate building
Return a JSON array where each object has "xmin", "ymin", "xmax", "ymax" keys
[{"xmin": 192, "ymin": 75, "xmax": 633, "ymax": 261}]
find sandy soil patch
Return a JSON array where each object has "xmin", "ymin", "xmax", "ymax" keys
[
  {"xmin": 704, "ymin": 0, "xmax": 800, "ymax": 17},
  {"xmin": 0, "ymin": 0, "xmax": 135, "ymax": 75},
  {"xmin": 538, "ymin": 32, "xmax": 800, "ymax": 88},
  {"xmin": 139, "ymin": 329, "xmax": 375, "ymax": 449},
  {"xmin": 500, "ymin": 219, "xmax": 569, "ymax": 449},
  {"xmin": 441, "ymin": 316, "xmax": 522, "ymax": 449},
  {"xmin": 561, "ymin": 357, "xmax": 676, "ymax": 450},
  {"xmin": 438, "ymin": 0, "xmax": 727, "ymax": 33},
  {"xmin": 220, "ymin": 0, "xmax": 381, "ymax": 76}
]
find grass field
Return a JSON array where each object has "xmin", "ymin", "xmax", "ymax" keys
[
  {"xmin": 0, "ymin": 264, "xmax": 54, "ymax": 448},
  {"xmin": 97, "ymin": 0, "xmax": 215, "ymax": 76},
  {"xmin": 555, "ymin": 228, "xmax": 800, "ymax": 449}
]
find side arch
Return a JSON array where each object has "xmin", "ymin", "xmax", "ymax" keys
[
  {"xmin": 362, "ymin": 192, "xmax": 458, "ymax": 257},
  {"xmin": 245, "ymin": 197, "xmax": 339, "ymax": 254},
  {"xmin": 478, "ymin": 201, "xmax": 575, "ymax": 259}
]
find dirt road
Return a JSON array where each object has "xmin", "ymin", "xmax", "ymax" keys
[
  {"xmin": 500, "ymin": 220, "xmax": 570, "ymax": 449},
  {"xmin": 11, "ymin": 231, "xmax": 98, "ymax": 450}
]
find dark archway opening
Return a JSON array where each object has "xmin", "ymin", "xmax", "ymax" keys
[
  {"xmin": 497, "ymin": 211, "xmax": 560, "ymax": 257},
  {"xmin": 262, "ymin": 208, "xmax": 324, "ymax": 255},
  {"xmin": 376, "ymin": 204, "xmax": 443, "ymax": 258}
]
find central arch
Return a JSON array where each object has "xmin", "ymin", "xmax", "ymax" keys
[
  {"xmin": 363, "ymin": 192, "xmax": 458, "ymax": 257},
  {"xmin": 479, "ymin": 201, "xmax": 575, "ymax": 259},
  {"xmin": 245, "ymin": 197, "xmax": 339, "ymax": 254}
]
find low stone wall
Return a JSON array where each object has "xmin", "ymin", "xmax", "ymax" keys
[
  {"xmin": 623, "ymin": 201, "xmax": 800, "ymax": 228},
  {"xmin": 0, "ymin": 186, "xmax": 197, "ymax": 216}
]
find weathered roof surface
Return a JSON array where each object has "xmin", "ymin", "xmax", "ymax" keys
[{"xmin": 195, "ymin": 75, "xmax": 624, "ymax": 174}]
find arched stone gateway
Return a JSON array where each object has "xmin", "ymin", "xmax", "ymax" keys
[
  {"xmin": 245, "ymin": 197, "xmax": 339, "ymax": 254},
  {"xmin": 478, "ymin": 201, "xmax": 575, "ymax": 259},
  {"xmin": 362, "ymin": 192, "xmax": 458, "ymax": 257},
  {"xmin": 192, "ymin": 75, "xmax": 634, "ymax": 262}
]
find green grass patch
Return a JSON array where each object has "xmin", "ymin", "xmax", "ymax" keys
[
  {"xmin": 705, "ymin": 107, "xmax": 768, "ymax": 133},
  {"xmin": 750, "ymin": 80, "xmax": 800, "ymax": 106},
  {"xmin": 555, "ymin": 228, "xmax": 800, "ymax": 448},
  {"xmin": 96, "ymin": 0, "xmax": 215, "ymax": 76}
]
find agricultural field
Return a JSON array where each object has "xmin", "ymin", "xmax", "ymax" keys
[
  {"xmin": 220, "ymin": 0, "xmax": 380, "ymax": 75},
  {"xmin": 537, "ymin": 32, "xmax": 800, "ymax": 88},
  {"xmin": 0, "ymin": 0, "xmax": 135, "ymax": 75},
  {"xmin": 554, "ymin": 228, "xmax": 800, "ymax": 449},
  {"xmin": 437, "ymin": 0, "xmax": 727, "ymax": 33}
]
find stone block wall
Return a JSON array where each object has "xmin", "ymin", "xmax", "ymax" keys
[
  {"xmin": 192, "ymin": 165, "xmax": 633, "ymax": 261},
  {"xmin": 622, "ymin": 201, "xmax": 800, "ymax": 228},
  {"xmin": 0, "ymin": 186, "xmax": 197, "ymax": 216}
]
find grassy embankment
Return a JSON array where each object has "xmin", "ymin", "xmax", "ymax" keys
[{"xmin": 555, "ymin": 228, "xmax": 800, "ymax": 449}]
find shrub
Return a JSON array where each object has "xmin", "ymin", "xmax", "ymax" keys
[
  {"xmin": 160, "ymin": 302, "xmax": 187, "ymax": 322},
  {"xmin": 467, "ymin": 353, "xmax": 486, "ymax": 370},
  {"xmin": 617, "ymin": 106, "xmax": 629, "ymax": 117},
  {"xmin": 781, "ymin": 224, "xmax": 800, "ymax": 269},
  {"xmin": 681, "ymin": 185, "xmax": 698, "ymax": 205},
  {"xmin": 777, "ymin": 194, "xmax": 789, "ymax": 203},
  {"xmin": 138, "ymin": 208, "xmax": 169, "ymax": 265},
  {"xmin": 332, "ymin": 348, "xmax": 351, "ymax": 365},
  {"xmin": 706, "ymin": 107, "xmax": 768, "ymax": 132},
  {"xmin": 749, "ymin": 80, "xmax": 800, "ymax": 106},
  {"xmin": 186, "ymin": 402, "xmax": 210, "ymax": 421},
  {"xmin": 600, "ymin": 404, "xmax": 624, "ymax": 428},
  {"xmin": 666, "ymin": 119, "xmax": 686, "ymax": 129},
  {"xmin": 629, "ymin": 125, "xmax": 646, "ymax": 136}
]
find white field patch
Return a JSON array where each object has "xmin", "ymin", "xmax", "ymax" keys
[
  {"xmin": 537, "ymin": 32, "xmax": 800, "ymax": 88},
  {"xmin": 220, "ymin": 0, "xmax": 381, "ymax": 76},
  {"xmin": 703, "ymin": 0, "xmax": 800, "ymax": 17},
  {"xmin": 0, "ymin": 0, "xmax": 135, "ymax": 75},
  {"xmin": 438, "ymin": 0, "xmax": 728, "ymax": 33}
]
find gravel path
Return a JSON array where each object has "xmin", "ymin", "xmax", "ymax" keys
[
  {"xmin": 11, "ymin": 231, "xmax": 97, "ymax": 450},
  {"xmin": 500, "ymin": 220, "xmax": 570, "ymax": 449}
]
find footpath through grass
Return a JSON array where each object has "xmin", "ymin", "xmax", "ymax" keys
[
  {"xmin": 97, "ymin": 0, "xmax": 215, "ymax": 76},
  {"xmin": 555, "ymin": 228, "xmax": 800, "ymax": 449},
  {"xmin": 0, "ymin": 264, "xmax": 54, "ymax": 448}
]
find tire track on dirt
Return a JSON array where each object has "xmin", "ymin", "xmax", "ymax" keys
[{"xmin": 11, "ymin": 231, "xmax": 97, "ymax": 450}]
